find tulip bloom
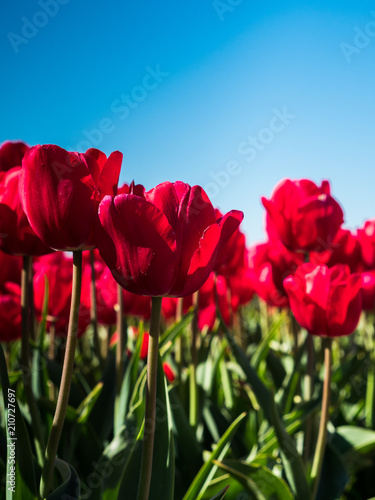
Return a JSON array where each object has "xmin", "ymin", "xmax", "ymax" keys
[
  {"xmin": 357, "ymin": 219, "xmax": 375, "ymax": 270},
  {"xmin": 0, "ymin": 251, "xmax": 22, "ymax": 288},
  {"xmin": 0, "ymin": 167, "xmax": 52, "ymax": 255},
  {"xmin": 0, "ymin": 140, "xmax": 29, "ymax": 172},
  {"xmin": 360, "ymin": 271, "xmax": 375, "ymax": 311},
  {"xmin": 0, "ymin": 283, "xmax": 22, "ymax": 342},
  {"xmin": 284, "ymin": 263, "xmax": 362, "ymax": 337},
  {"xmin": 262, "ymin": 179, "xmax": 344, "ymax": 252},
  {"xmin": 19, "ymin": 145, "xmax": 123, "ymax": 251},
  {"xmin": 310, "ymin": 228, "xmax": 362, "ymax": 273},
  {"xmin": 34, "ymin": 253, "xmax": 90, "ymax": 337},
  {"xmin": 214, "ymin": 209, "xmax": 246, "ymax": 277},
  {"xmin": 96, "ymin": 181, "xmax": 243, "ymax": 297},
  {"xmin": 81, "ymin": 250, "xmax": 151, "ymax": 325},
  {"xmin": 248, "ymin": 241, "xmax": 304, "ymax": 308}
]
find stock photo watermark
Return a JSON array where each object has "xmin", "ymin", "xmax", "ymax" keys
[
  {"xmin": 7, "ymin": 0, "xmax": 73, "ymax": 54},
  {"xmin": 340, "ymin": 10, "xmax": 375, "ymax": 63},
  {"xmin": 7, "ymin": 388, "xmax": 17, "ymax": 494},
  {"xmin": 66, "ymin": 65, "xmax": 170, "ymax": 152},
  {"xmin": 213, "ymin": 0, "xmax": 245, "ymax": 22},
  {"xmin": 202, "ymin": 106, "xmax": 296, "ymax": 200}
]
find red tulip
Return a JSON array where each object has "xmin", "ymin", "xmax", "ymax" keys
[
  {"xmin": 214, "ymin": 209, "xmax": 246, "ymax": 277},
  {"xmin": 361, "ymin": 271, "xmax": 375, "ymax": 311},
  {"xmin": 96, "ymin": 181, "xmax": 243, "ymax": 297},
  {"xmin": 248, "ymin": 241, "xmax": 303, "ymax": 308},
  {"xmin": 140, "ymin": 332, "xmax": 149, "ymax": 360},
  {"xmin": 310, "ymin": 228, "xmax": 362, "ymax": 273},
  {"xmin": 227, "ymin": 264, "xmax": 254, "ymax": 312},
  {"xmin": 357, "ymin": 219, "xmax": 375, "ymax": 270},
  {"xmin": 0, "ymin": 167, "xmax": 53, "ymax": 255},
  {"xmin": 161, "ymin": 273, "xmax": 232, "ymax": 330},
  {"xmin": 81, "ymin": 250, "xmax": 152, "ymax": 325},
  {"xmin": 284, "ymin": 263, "xmax": 362, "ymax": 337},
  {"xmin": 0, "ymin": 141, "xmax": 29, "ymax": 172},
  {"xmin": 0, "ymin": 251, "xmax": 22, "ymax": 289},
  {"xmin": 19, "ymin": 145, "xmax": 122, "ymax": 251},
  {"xmin": 163, "ymin": 362, "xmax": 175, "ymax": 383},
  {"xmin": 0, "ymin": 282, "xmax": 22, "ymax": 342},
  {"xmin": 262, "ymin": 179, "xmax": 344, "ymax": 252},
  {"xmin": 34, "ymin": 253, "xmax": 90, "ymax": 337}
]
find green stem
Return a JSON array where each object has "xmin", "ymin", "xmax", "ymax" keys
[
  {"xmin": 116, "ymin": 283, "xmax": 126, "ymax": 397},
  {"xmin": 189, "ymin": 291, "xmax": 199, "ymax": 430},
  {"xmin": 137, "ymin": 296, "xmax": 163, "ymax": 500},
  {"xmin": 90, "ymin": 250, "xmax": 103, "ymax": 369},
  {"xmin": 21, "ymin": 255, "xmax": 45, "ymax": 467},
  {"xmin": 39, "ymin": 251, "xmax": 82, "ymax": 499},
  {"xmin": 175, "ymin": 297, "xmax": 183, "ymax": 384},
  {"xmin": 311, "ymin": 337, "xmax": 332, "ymax": 499},
  {"xmin": 303, "ymin": 334, "xmax": 315, "ymax": 462}
]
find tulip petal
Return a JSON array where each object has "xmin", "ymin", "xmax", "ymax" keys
[
  {"xmin": 20, "ymin": 145, "xmax": 97, "ymax": 250},
  {"xmin": 171, "ymin": 210, "xmax": 243, "ymax": 296},
  {"xmin": 97, "ymin": 194, "xmax": 177, "ymax": 296}
]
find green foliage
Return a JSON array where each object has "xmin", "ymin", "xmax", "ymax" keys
[{"xmin": 2, "ymin": 303, "xmax": 375, "ymax": 499}]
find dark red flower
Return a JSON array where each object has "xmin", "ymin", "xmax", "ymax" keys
[
  {"xmin": 227, "ymin": 263, "xmax": 254, "ymax": 312},
  {"xmin": 248, "ymin": 240, "xmax": 303, "ymax": 308},
  {"xmin": 283, "ymin": 263, "xmax": 362, "ymax": 337},
  {"xmin": 34, "ymin": 253, "xmax": 90, "ymax": 337},
  {"xmin": 214, "ymin": 209, "xmax": 246, "ymax": 277},
  {"xmin": 140, "ymin": 333, "xmax": 149, "ymax": 360},
  {"xmin": 0, "ymin": 141, "xmax": 29, "ymax": 172},
  {"xmin": 310, "ymin": 228, "xmax": 362, "ymax": 273},
  {"xmin": 81, "ymin": 250, "xmax": 151, "ymax": 325},
  {"xmin": 0, "ymin": 282, "xmax": 22, "ymax": 342},
  {"xmin": 357, "ymin": 219, "xmax": 375, "ymax": 270},
  {"xmin": 163, "ymin": 362, "xmax": 175, "ymax": 383},
  {"xmin": 0, "ymin": 167, "xmax": 52, "ymax": 255},
  {"xmin": 0, "ymin": 251, "xmax": 22, "ymax": 289},
  {"xmin": 19, "ymin": 145, "xmax": 122, "ymax": 251},
  {"xmin": 361, "ymin": 271, "xmax": 375, "ymax": 311},
  {"xmin": 262, "ymin": 179, "xmax": 344, "ymax": 252},
  {"xmin": 96, "ymin": 181, "xmax": 243, "ymax": 297}
]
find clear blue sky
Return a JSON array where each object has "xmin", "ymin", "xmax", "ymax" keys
[{"xmin": 1, "ymin": 0, "xmax": 375, "ymax": 244}]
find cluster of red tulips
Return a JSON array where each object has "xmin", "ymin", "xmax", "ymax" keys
[{"xmin": 1, "ymin": 138, "xmax": 375, "ymax": 500}]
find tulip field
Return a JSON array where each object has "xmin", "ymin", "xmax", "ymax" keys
[{"xmin": 2, "ymin": 141, "xmax": 375, "ymax": 500}]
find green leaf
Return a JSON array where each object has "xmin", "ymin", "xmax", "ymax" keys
[
  {"xmin": 76, "ymin": 382, "xmax": 103, "ymax": 424},
  {"xmin": 215, "ymin": 460, "xmax": 294, "ymax": 500},
  {"xmin": 95, "ymin": 415, "xmax": 140, "ymax": 500},
  {"xmin": 169, "ymin": 386, "xmax": 202, "ymax": 482},
  {"xmin": 182, "ymin": 412, "xmax": 246, "ymax": 500},
  {"xmin": 221, "ymin": 320, "xmax": 310, "ymax": 500},
  {"xmin": 159, "ymin": 311, "xmax": 194, "ymax": 349},
  {"xmin": 251, "ymin": 312, "xmax": 286, "ymax": 370},
  {"xmin": 332, "ymin": 425, "xmax": 375, "ymax": 467},
  {"xmin": 117, "ymin": 352, "xmax": 175, "ymax": 500},
  {"xmin": 114, "ymin": 329, "xmax": 141, "ymax": 434},
  {"xmin": 46, "ymin": 458, "xmax": 80, "ymax": 500},
  {"xmin": 32, "ymin": 274, "xmax": 50, "ymax": 401},
  {"xmin": 208, "ymin": 486, "xmax": 230, "ymax": 500},
  {"xmin": 314, "ymin": 443, "xmax": 349, "ymax": 500},
  {"xmin": 0, "ymin": 344, "xmax": 38, "ymax": 500}
]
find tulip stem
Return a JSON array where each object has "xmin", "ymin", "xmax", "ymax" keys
[
  {"xmin": 90, "ymin": 250, "xmax": 103, "ymax": 369},
  {"xmin": 116, "ymin": 282, "xmax": 126, "ymax": 396},
  {"xmin": 21, "ymin": 256, "xmax": 45, "ymax": 467},
  {"xmin": 303, "ymin": 334, "xmax": 315, "ymax": 462},
  {"xmin": 311, "ymin": 337, "xmax": 332, "ymax": 499},
  {"xmin": 189, "ymin": 291, "xmax": 199, "ymax": 430},
  {"xmin": 39, "ymin": 251, "xmax": 82, "ymax": 499},
  {"xmin": 137, "ymin": 296, "xmax": 162, "ymax": 500}
]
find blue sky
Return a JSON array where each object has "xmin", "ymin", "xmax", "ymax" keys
[{"xmin": 1, "ymin": 0, "xmax": 375, "ymax": 244}]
